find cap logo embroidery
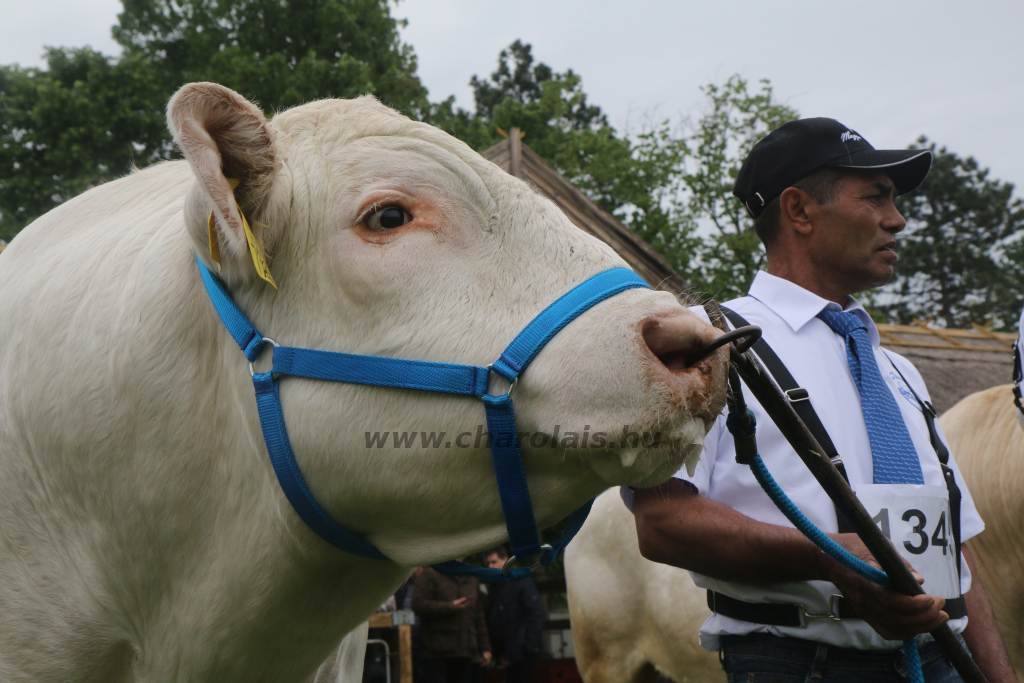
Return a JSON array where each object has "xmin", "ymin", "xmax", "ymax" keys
[{"xmin": 840, "ymin": 131, "xmax": 862, "ymax": 143}]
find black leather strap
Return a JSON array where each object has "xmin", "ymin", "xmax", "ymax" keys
[
  {"xmin": 719, "ymin": 306, "xmax": 855, "ymax": 533},
  {"xmin": 717, "ymin": 305, "xmax": 966, "ymax": 604},
  {"xmin": 707, "ymin": 590, "xmax": 967, "ymax": 627},
  {"xmin": 1013, "ymin": 338, "xmax": 1023, "ymax": 418},
  {"xmin": 883, "ymin": 356, "xmax": 965, "ymax": 582}
]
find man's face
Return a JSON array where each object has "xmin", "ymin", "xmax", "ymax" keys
[
  {"xmin": 484, "ymin": 553, "xmax": 505, "ymax": 570},
  {"xmin": 804, "ymin": 171, "xmax": 907, "ymax": 295}
]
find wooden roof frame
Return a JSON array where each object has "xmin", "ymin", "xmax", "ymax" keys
[{"xmin": 482, "ymin": 129, "xmax": 686, "ymax": 292}]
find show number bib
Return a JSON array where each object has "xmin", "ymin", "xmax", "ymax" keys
[{"xmin": 854, "ymin": 484, "xmax": 960, "ymax": 599}]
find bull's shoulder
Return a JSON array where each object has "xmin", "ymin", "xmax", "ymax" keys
[{"xmin": 9, "ymin": 160, "xmax": 192, "ymax": 255}]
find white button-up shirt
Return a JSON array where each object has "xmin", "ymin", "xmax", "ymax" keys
[{"xmin": 676, "ymin": 271, "xmax": 984, "ymax": 651}]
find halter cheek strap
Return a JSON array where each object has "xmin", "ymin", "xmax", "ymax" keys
[{"xmin": 196, "ymin": 257, "xmax": 650, "ymax": 578}]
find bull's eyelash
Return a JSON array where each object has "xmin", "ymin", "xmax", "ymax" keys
[{"xmin": 356, "ymin": 202, "xmax": 384, "ymax": 225}]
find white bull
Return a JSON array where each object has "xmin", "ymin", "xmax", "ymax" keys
[
  {"xmin": 566, "ymin": 488, "xmax": 718, "ymax": 683},
  {"xmin": 0, "ymin": 83, "xmax": 726, "ymax": 682},
  {"xmin": 940, "ymin": 384, "xmax": 1023, "ymax": 676}
]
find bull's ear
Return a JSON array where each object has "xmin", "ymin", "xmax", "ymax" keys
[{"xmin": 167, "ymin": 82, "xmax": 279, "ymax": 279}]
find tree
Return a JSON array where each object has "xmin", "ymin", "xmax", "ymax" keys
[
  {"xmin": 867, "ymin": 138, "xmax": 1024, "ymax": 330},
  {"xmin": 113, "ymin": 0, "xmax": 428, "ymax": 114},
  {"xmin": 430, "ymin": 41, "xmax": 699, "ymax": 289},
  {"xmin": 0, "ymin": 0, "xmax": 428, "ymax": 238},
  {"xmin": 0, "ymin": 49, "xmax": 168, "ymax": 239},
  {"xmin": 447, "ymin": 40, "xmax": 639, "ymax": 210},
  {"xmin": 433, "ymin": 61, "xmax": 800, "ymax": 298},
  {"xmin": 681, "ymin": 76, "xmax": 798, "ymax": 300}
]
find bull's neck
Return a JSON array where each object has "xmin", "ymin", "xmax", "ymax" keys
[
  {"xmin": 135, "ymin": 540, "xmax": 409, "ymax": 680},
  {"xmin": 127, "ymin": 268, "xmax": 411, "ymax": 680}
]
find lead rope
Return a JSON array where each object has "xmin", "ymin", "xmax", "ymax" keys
[{"xmin": 724, "ymin": 366, "xmax": 923, "ymax": 682}]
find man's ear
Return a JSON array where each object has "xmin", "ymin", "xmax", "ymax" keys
[
  {"xmin": 778, "ymin": 186, "xmax": 814, "ymax": 236},
  {"xmin": 167, "ymin": 82, "xmax": 280, "ymax": 280}
]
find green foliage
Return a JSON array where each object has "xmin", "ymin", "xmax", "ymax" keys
[
  {"xmin": 0, "ymin": 0, "xmax": 427, "ymax": 238},
  {"xmin": 429, "ymin": 40, "xmax": 700, "ymax": 289},
  {"xmin": 112, "ymin": 0, "xmax": 428, "ymax": 114},
  {"xmin": 681, "ymin": 76, "xmax": 798, "ymax": 300},
  {"xmin": 446, "ymin": 66, "xmax": 797, "ymax": 301},
  {"xmin": 5, "ymin": 14, "xmax": 1023, "ymax": 332},
  {"xmin": 0, "ymin": 49, "xmax": 167, "ymax": 238},
  {"xmin": 867, "ymin": 138, "xmax": 1024, "ymax": 330},
  {"xmin": 440, "ymin": 40, "xmax": 636, "ymax": 209}
]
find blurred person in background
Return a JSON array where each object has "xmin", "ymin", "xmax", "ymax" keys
[
  {"xmin": 483, "ymin": 547, "xmax": 547, "ymax": 683},
  {"xmin": 412, "ymin": 565, "xmax": 491, "ymax": 683}
]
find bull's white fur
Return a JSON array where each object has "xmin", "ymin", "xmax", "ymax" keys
[
  {"xmin": 310, "ymin": 624, "xmax": 368, "ymax": 683},
  {"xmin": 566, "ymin": 489, "xmax": 718, "ymax": 683},
  {"xmin": 0, "ymin": 83, "xmax": 723, "ymax": 681},
  {"xmin": 940, "ymin": 385, "xmax": 1024, "ymax": 675}
]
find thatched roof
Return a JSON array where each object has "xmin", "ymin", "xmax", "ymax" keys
[
  {"xmin": 877, "ymin": 324, "xmax": 1014, "ymax": 413},
  {"xmin": 482, "ymin": 131, "xmax": 684, "ymax": 292},
  {"xmin": 483, "ymin": 131, "xmax": 1016, "ymax": 413}
]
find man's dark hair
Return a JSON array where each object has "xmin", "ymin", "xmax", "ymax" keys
[
  {"xmin": 753, "ymin": 167, "xmax": 846, "ymax": 246},
  {"xmin": 485, "ymin": 546, "xmax": 509, "ymax": 559}
]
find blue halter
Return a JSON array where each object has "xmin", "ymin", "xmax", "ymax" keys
[{"xmin": 196, "ymin": 256, "xmax": 650, "ymax": 579}]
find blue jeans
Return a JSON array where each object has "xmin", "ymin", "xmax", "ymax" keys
[{"xmin": 719, "ymin": 634, "xmax": 968, "ymax": 682}]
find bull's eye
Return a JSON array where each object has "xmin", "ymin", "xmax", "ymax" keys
[{"xmin": 364, "ymin": 205, "xmax": 411, "ymax": 231}]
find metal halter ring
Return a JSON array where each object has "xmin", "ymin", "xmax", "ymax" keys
[
  {"xmin": 248, "ymin": 337, "xmax": 280, "ymax": 376},
  {"xmin": 485, "ymin": 364, "xmax": 519, "ymax": 399},
  {"xmin": 688, "ymin": 324, "xmax": 763, "ymax": 365},
  {"xmin": 502, "ymin": 543, "xmax": 553, "ymax": 575}
]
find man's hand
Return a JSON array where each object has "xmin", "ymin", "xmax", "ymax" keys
[
  {"xmin": 820, "ymin": 533, "xmax": 948, "ymax": 640},
  {"xmin": 481, "ymin": 650, "xmax": 493, "ymax": 666},
  {"xmin": 451, "ymin": 597, "xmax": 469, "ymax": 609}
]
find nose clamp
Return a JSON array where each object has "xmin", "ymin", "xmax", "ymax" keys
[
  {"xmin": 502, "ymin": 543, "xmax": 553, "ymax": 575},
  {"xmin": 688, "ymin": 325, "xmax": 762, "ymax": 364}
]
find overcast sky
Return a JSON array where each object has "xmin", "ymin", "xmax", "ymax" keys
[{"xmin": 2, "ymin": 0, "xmax": 1022, "ymax": 191}]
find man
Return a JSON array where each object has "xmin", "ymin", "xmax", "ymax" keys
[
  {"xmin": 483, "ymin": 547, "xmax": 547, "ymax": 683},
  {"xmin": 411, "ymin": 566, "xmax": 492, "ymax": 683},
  {"xmin": 632, "ymin": 118, "xmax": 1015, "ymax": 682}
]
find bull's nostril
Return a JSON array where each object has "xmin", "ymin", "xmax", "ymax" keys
[
  {"xmin": 642, "ymin": 317, "xmax": 704, "ymax": 374},
  {"xmin": 657, "ymin": 349, "xmax": 692, "ymax": 373}
]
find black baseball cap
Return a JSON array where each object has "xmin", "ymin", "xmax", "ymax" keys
[{"xmin": 733, "ymin": 117, "xmax": 932, "ymax": 218}]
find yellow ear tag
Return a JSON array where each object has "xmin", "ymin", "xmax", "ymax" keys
[
  {"xmin": 207, "ymin": 212, "xmax": 222, "ymax": 271},
  {"xmin": 217, "ymin": 178, "xmax": 277, "ymax": 289},
  {"xmin": 238, "ymin": 206, "xmax": 278, "ymax": 289}
]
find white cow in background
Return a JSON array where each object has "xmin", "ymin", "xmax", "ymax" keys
[
  {"xmin": 309, "ymin": 624, "xmax": 369, "ymax": 683},
  {"xmin": 940, "ymin": 385, "xmax": 1023, "ymax": 676},
  {"xmin": 566, "ymin": 489, "xmax": 718, "ymax": 683},
  {"xmin": 0, "ymin": 83, "xmax": 727, "ymax": 682}
]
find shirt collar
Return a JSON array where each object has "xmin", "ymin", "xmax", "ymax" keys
[{"xmin": 747, "ymin": 271, "xmax": 881, "ymax": 346}]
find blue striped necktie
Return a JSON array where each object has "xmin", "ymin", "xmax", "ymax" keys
[{"xmin": 817, "ymin": 308, "xmax": 924, "ymax": 484}]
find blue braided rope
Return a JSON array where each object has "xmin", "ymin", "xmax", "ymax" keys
[{"xmin": 749, "ymin": 453, "xmax": 923, "ymax": 683}]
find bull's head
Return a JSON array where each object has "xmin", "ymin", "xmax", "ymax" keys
[{"xmin": 167, "ymin": 82, "xmax": 727, "ymax": 565}]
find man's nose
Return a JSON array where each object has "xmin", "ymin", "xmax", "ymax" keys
[{"xmin": 884, "ymin": 200, "xmax": 907, "ymax": 233}]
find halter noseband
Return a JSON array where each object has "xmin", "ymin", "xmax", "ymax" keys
[{"xmin": 196, "ymin": 256, "xmax": 650, "ymax": 578}]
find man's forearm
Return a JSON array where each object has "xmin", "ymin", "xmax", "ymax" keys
[{"xmin": 633, "ymin": 479, "xmax": 827, "ymax": 584}]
